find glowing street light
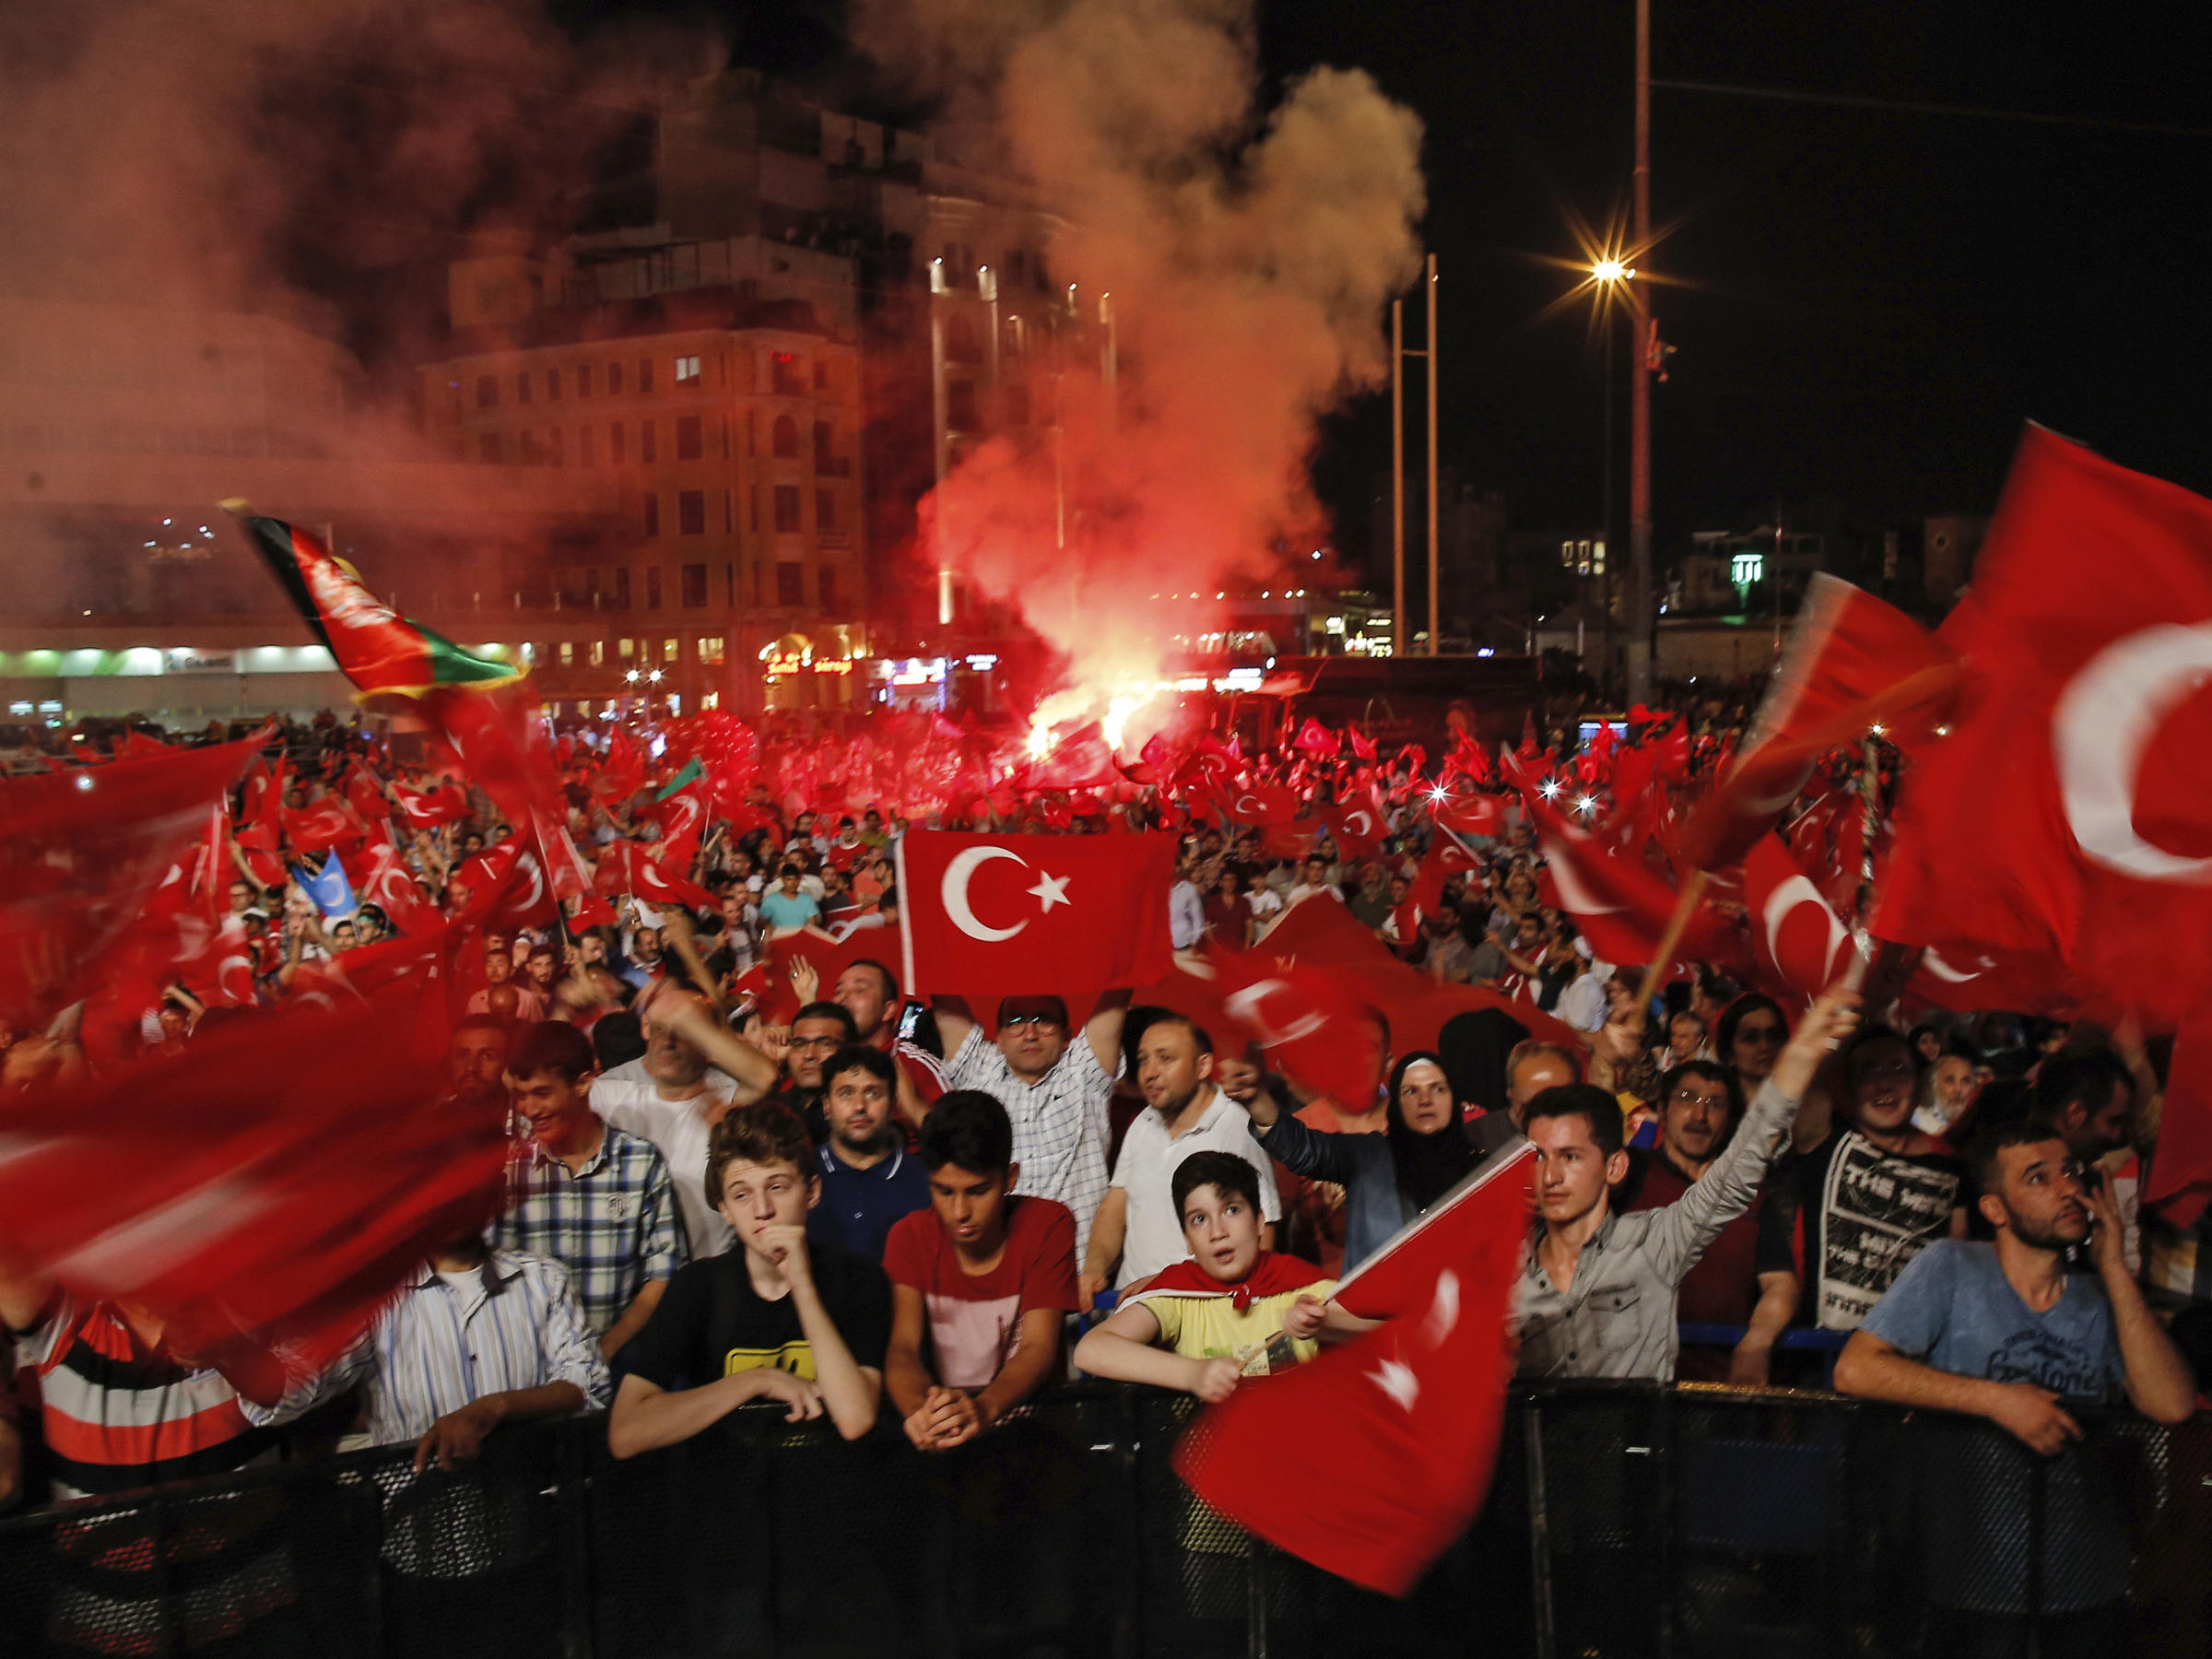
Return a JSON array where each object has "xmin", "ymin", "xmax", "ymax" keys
[
  {"xmin": 1592, "ymin": 257, "xmax": 1634, "ymax": 285},
  {"xmin": 1539, "ymin": 779, "xmax": 1564, "ymax": 801}
]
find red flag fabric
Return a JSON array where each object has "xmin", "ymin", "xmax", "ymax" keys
[
  {"xmin": 1173, "ymin": 1146, "xmax": 1534, "ymax": 1595},
  {"xmin": 1224, "ymin": 782, "xmax": 1300, "ymax": 828},
  {"xmin": 1876, "ymin": 425, "xmax": 2212, "ymax": 1028},
  {"xmin": 283, "ymin": 794, "xmax": 362, "ymax": 856},
  {"xmin": 391, "ymin": 777, "xmax": 471, "ymax": 829},
  {"xmin": 0, "ymin": 1001, "xmax": 508, "ymax": 1401},
  {"xmin": 356, "ymin": 829, "xmax": 445, "ymax": 937},
  {"xmin": 1197, "ymin": 945, "xmax": 1382, "ymax": 1110},
  {"xmin": 0, "ymin": 736, "xmax": 261, "ymax": 1027},
  {"xmin": 1744, "ymin": 836, "xmax": 1860, "ymax": 1005},
  {"xmin": 1677, "ymin": 575, "xmax": 1959, "ymax": 873},
  {"xmin": 1432, "ymin": 791, "xmax": 1506, "ymax": 839},
  {"xmin": 2147, "ymin": 1011, "xmax": 2212, "ymax": 1229},
  {"xmin": 1321, "ymin": 791, "xmax": 1386, "ymax": 860},
  {"xmin": 1526, "ymin": 789, "xmax": 1739, "ymax": 971},
  {"xmin": 1293, "ymin": 718, "xmax": 1339, "ymax": 759},
  {"xmin": 1347, "ymin": 726, "xmax": 1378, "ymax": 762},
  {"xmin": 896, "ymin": 830, "xmax": 1176, "ymax": 1005},
  {"xmin": 1406, "ymin": 827, "xmax": 1481, "ymax": 923}
]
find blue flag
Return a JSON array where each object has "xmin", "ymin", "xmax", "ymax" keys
[{"xmin": 293, "ymin": 849, "xmax": 358, "ymax": 919}]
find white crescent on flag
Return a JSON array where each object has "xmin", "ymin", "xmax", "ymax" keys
[
  {"xmin": 942, "ymin": 845, "xmax": 1030, "ymax": 943},
  {"xmin": 2053, "ymin": 620, "xmax": 2212, "ymax": 883}
]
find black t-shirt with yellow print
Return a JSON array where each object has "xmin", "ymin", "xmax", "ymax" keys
[{"xmin": 625, "ymin": 1242, "xmax": 892, "ymax": 1389}]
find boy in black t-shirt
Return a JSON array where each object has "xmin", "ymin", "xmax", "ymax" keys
[{"xmin": 609, "ymin": 1105, "xmax": 890, "ymax": 1453}]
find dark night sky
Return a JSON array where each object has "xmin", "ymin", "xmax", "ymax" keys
[{"xmin": 582, "ymin": 0, "xmax": 2212, "ymax": 566}]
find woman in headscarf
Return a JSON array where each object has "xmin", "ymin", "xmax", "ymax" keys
[{"xmin": 1241, "ymin": 1051, "xmax": 1486, "ymax": 1272}]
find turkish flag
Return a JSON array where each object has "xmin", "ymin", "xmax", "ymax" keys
[
  {"xmin": 1899, "ymin": 941, "xmax": 2077, "ymax": 1020},
  {"xmin": 1174, "ymin": 1146, "xmax": 1534, "ymax": 1595},
  {"xmin": 1195, "ymin": 945, "xmax": 1382, "ymax": 1109},
  {"xmin": 1876, "ymin": 425, "xmax": 2212, "ymax": 1028},
  {"xmin": 1525, "ymin": 788, "xmax": 1740, "ymax": 971},
  {"xmin": 1292, "ymin": 718, "xmax": 1339, "ymax": 759},
  {"xmin": 1744, "ymin": 836, "xmax": 1860, "ymax": 1004},
  {"xmin": 1432, "ymin": 790, "xmax": 1506, "ymax": 839},
  {"xmin": 0, "ymin": 998, "xmax": 508, "ymax": 1400},
  {"xmin": 355, "ymin": 828, "xmax": 445, "ymax": 937},
  {"xmin": 1407, "ymin": 827, "xmax": 1481, "ymax": 923},
  {"xmin": 896, "ymin": 830, "xmax": 1176, "ymax": 1005},
  {"xmin": 1226, "ymin": 782, "xmax": 1300, "ymax": 828},
  {"xmin": 283, "ymin": 794, "xmax": 364, "ymax": 856},
  {"xmin": 1677, "ymin": 576, "xmax": 1959, "ymax": 873},
  {"xmin": 392, "ymin": 777, "xmax": 470, "ymax": 829},
  {"xmin": 0, "ymin": 735, "xmax": 261, "ymax": 1028},
  {"xmin": 1322, "ymin": 789, "xmax": 1387, "ymax": 859}
]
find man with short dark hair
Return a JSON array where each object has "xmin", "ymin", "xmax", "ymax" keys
[
  {"xmin": 1516, "ymin": 991, "xmax": 1853, "ymax": 1381},
  {"xmin": 494, "ymin": 1021, "xmax": 687, "ymax": 1358},
  {"xmin": 882, "ymin": 1091, "xmax": 1078, "ymax": 1450},
  {"xmin": 1837, "ymin": 1119, "xmax": 2194, "ymax": 1657},
  {"xmin": 781, "ymin": 999, "xmax": 859, "ymax": 1140},
  {"xmin": 805, "ymin": 1046, "xmax": 929, "ymax": 1262},
  {"xmin": 1082, "ymin": 1014, "xmax": 1279, "ymax": 1301},
  {"xmin": 446, "ymin": 1013, "xmax": 512, "ymax": 1112},
  {"xmin": 935, "ymin": 993, "xmax": 1127, "ymax": 1267},
  {"xmin": 1618, "ymin": 1060, "xmax": 1800, "ymax": 1384},
  {"xmin": 829, "ymin": 957, "xmax": 947, "ymax": 1121}
]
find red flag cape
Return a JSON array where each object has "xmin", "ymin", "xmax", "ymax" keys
[
  {"xmin": 896, "ymin": 830, "xmax": 1176, "ymax": 1006},
  {"xmin": 1173, "ymin": 1146, "xmax": 1534, "ymax": 1595}
]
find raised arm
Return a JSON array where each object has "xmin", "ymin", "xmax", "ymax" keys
[
  {"xmin": 641, "ymin": 982, "xmax": 781, "ymax": 1102},
  {"xmin": 2085, "ymin": 1167, "xmax": 2194, "ymax": 1423},
  {"xmin": 1246, "ymin": 1109, "xmax": 1366, "ymax": 1185},
  {"xmin": 1085, "ymin": 992, "xmax": 1129, "ymax": 1077}
]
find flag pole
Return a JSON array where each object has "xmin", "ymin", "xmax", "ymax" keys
[{"xmin": 1632, "ymin": 865, "xmax": 1710, "ymax": 1010}]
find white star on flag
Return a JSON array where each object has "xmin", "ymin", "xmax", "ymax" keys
[
  {"xmin": 1028, "ymin": 871, "xmax": 1071, "ymax": 912},
  {"xmin": 1369, "ymin": 1355, "xmax": 1419, "ymax": 1412}
]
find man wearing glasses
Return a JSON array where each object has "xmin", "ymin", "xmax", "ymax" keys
[
  {"xmin": 774, "ymin": 1001, "xmax": 861, "ymax": 1144},
  {"xmin": 933, "ymin": 994, "xmax": 1128, "ymax": 1268},
  {"xmin": 1619, "ymin": 1061, "xmax": 1802, "ymax": 1383}
]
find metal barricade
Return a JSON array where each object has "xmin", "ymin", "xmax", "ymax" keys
[{"xmin": 1, "ymin": 1385, "xmax": 2205, "ymax": 1658}]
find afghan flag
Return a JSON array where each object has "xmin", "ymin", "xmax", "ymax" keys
[{"xmin": 226, "ymin": 502, "xmax": 522, "ymax": 700}]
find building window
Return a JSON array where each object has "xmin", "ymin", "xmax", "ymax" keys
[
  {"xmin": 613, "ymin": 568, "xmax": 630, "ymax": 608},
  {"xmin": 642, "ymin": 494, "xmax": 660, "ymax": 537},
  {"xmin": 589, "ymin": 641, "xmax": 605, "ymax": 666},
  {"xmin": 815, "ymin": 488, "xmax": 835, "ymax": 532},
  {"xmin": 579, "ymin": 425, "xmax": 595, "ymax": 466},
  {"xmin": 607, "ymin": 361, "xmax": 623, "ymax": 395},
  {"xmin": 677, "ymin": 489, "xmax": 705, "ymax": 535},
  {"xmin": 813, "ymin": 420, "xmax": 834, "ymax": 469},
  {"xmin": 773, "ymin": 485, "xmax": 801, "ymax": 533},
  {"xmin": 663, "ymin": 637, "xmax": 679, "ymax": 661},
  {"xmin": 723, "ymin": 488, "xmax": 734, "ymax": 534},
  {"xmin": 646, "ymin": 567, "xmax": 663, "ymax": 609},
  {"xmin": 640, "ymin": 419, "xmax": 657, "ymax": 464},
  {"xmin": 519, "ymin": 429, "xmax": 543, "ymax": 465},
  {"xmin": 947, "ymin": 381, "xmax": 979, "ymax": 431},
  {"xmin": 515, "ymin": 371, "xmax": 533, "ymax": 405},
  {"xmin": 559, "ymin": 641, "xmax": 573, "ymax": 665},
  {"xmin": 819, "ymin": 566, "xmax": 838, "ymax": 613},
  {"xmin": 576, "ymin": 363, "xmax": 593, "ymax": 398},
  {"xmin": 547, "ymin": 369, "xmax": 562, "ymax": 400},
  {"xmin": 947, "ymin": 314, "xmax": 980, "ymax": 363},
  {"xmin": 618, "ymin": 638, "xmax": 634, "ymax": 659},
  {"xmin": 813, "ymin": 359, "xmax": 829, "ymax": 391},
  {"xmin": 698, "ymin": 635, "xmax": 725, "ymax": 665},
  {"xmin": 676, "ymin": 415, "xmax": 702, "ymax": 461},
  {"xmin": 771, "ymin": 352, "xmax": 806, "ymax": 396},
  {"xmin": 771, "ymin": 415, "xmax": 799, "ymax": 458},
  {"xmin": 609, "ymin": 422, "xmax": 625, "ymax": 464},
  {"xmin": 478, "ymin": 431, "xmax": 502, "ymax": 464},
  {"xmin": 681, "ymin": 563, "xmax": 708, "ymax": 606},
  {"xmin": 777, "ymin": 563, "xmax": 804, "ymax": 607},
  {"xmin": 675, "ymin": 354, "xmax": 701, "ymax": 385},
  {"xmin": 476, "ymin": 374, "xmax": 498, "ymax": 408},
  {"xmin": 547, "ymin": 428, "xmax": 563, "ymax": 466},
  {"xmin": 637, "ymin": 358, "xmax": 654, "ymax": 394}
]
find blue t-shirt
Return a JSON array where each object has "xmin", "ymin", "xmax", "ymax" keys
[
  {"xmin": 1863, "ymin": 1240, "xmax": 2131, "ymax": 1614},
  {"xmin": 805, "ymin": 1142, "xmax": 932, "ymax": 1264},
  {"xmin": 1862, "ymin": 1240, "xmax": 2123, "ymax": 1402},
  {"xmin": 759, "ymin": 889, "xmax": 820, "ymax": 930}
]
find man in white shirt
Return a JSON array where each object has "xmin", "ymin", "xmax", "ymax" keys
[
  {"xmin": 1282, "ymin": 854, "xmax": 1341, "ymax": 910},
  {"xmin": 587, "ymin": 984, "xmax": 781, "ymax": 1258},
  {"xmin": 1555, "ymin": 941, "xmax": 1615, "ymax": 1034},
  {"xmin": 1080, "ymin": 1014, "xmax": 1279, "ymax": 1300},
  {"xmin": 1168, "ymin": 863, "xmax": 1206, "ymax": 951}
]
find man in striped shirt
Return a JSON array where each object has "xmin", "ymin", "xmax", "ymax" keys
[
  {"xmin": 242, "ymin": 1237, "xmax": 608, "ymax": 1467},
  {"xmin": 494, "ymin": 1021, "xmax": 687, "ymax": 1359}
]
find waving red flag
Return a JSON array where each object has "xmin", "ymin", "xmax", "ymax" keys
[
  {"xmin": 1526, "ymin": 789, "xmax": 1739, "ymax": 971},
  {"xmin": 391, "ymin": 777, "xmax": 471, "ymax": 829},
  {"xmin": 897, "ymin": 830, "xmax": 1176, "ymax": 1005},
  {"xmin": 1197, "ymin": 945, "xmax": 1382, "ymax": 1110},
  {"xmin": 1875, "ymin": 425, "xmax": 2212, "ymax": 1028},
  {"xmin": 355, "ymin": 828, "xmax": 445, "ymax": 937},
  {"xmin": 1292, "ymin": 718, "xmax": 1339, "ymax": 759},
  {"xmin": 1744, "ymin": 836, "xmax": 1860, "ymax": 1005},
  {"xmin": 1322, "ymin": 788, "xmax": 1387, "ymax": 859},
  {"xmin": 1175, "ymin": 1146, "xmax": 1534, "ymax": 1595},
  {"xmin": 0, "ymin": 1000, "xmax": 508, "ymax": 1401}
]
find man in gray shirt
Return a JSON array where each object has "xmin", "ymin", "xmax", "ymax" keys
[{"xmin": 1513, "ymin": 986, "xmax": 1856, "ymax": 1381}]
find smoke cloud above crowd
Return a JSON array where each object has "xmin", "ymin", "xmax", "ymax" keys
[{"xmin": 855, "ymin": 0, "xmax": 1429, "ymax": 712}]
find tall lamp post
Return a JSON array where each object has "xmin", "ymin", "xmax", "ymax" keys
[{"xmin": 1627, "ymin": 0, "xmax": 1654, "ymax": 703}]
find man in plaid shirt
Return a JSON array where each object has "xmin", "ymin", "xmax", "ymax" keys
[{"xmin": 495, "ymin": 1021, "xmax": 688, "ymax": 1359}]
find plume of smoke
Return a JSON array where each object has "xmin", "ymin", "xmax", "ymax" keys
[{"xmin": 858, "ymin": 0, "xmax": 1426, "ymax": 705}]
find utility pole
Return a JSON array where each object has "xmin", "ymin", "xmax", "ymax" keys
[
  {"xmin": 1391, "ymin": 299, "xmax": 1406, "ymax": 658},
  {"xmin": 1426, "ymin": 253, "xmax": 1441, "ymax": 656},
  {"xmin": 930, "ymin": 258, "xmax": 953, "ymax": 626},
  {"xmin": 1627, "ymin": 0, "xmax": 1654, "ymax": 703}
]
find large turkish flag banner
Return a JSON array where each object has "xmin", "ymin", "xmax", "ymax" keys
[
  {"xmin": 1875, "ymin": 424, "xmax": 2212, "ymax": 1029},
  {"xmin": 897, "ymin": 830, "xmax": 1177, "ymax": 1006},
  {"xmin": 1174, "ymin": 1146, "xmax": 1534, "ymax": 1595}
]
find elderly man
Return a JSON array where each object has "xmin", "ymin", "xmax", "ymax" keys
[
  {"xmin": 1470, "ymin": 1039, "xmax": 1582, "ymax": 1156},
  {"xmin": 934, "ymin": 993, "xmax": 1128, "ymax": 1265}
]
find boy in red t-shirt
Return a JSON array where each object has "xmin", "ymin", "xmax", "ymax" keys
[{"xmin": 882, "ymin": 1090, "xmax": 1079, "ymax": 1451}]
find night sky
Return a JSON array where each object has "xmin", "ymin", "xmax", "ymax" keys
[{"xmin": 591, "ymin": 0, "xmax": 2212, "ymax": 568}]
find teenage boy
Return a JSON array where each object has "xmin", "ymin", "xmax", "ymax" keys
[
  {"xmin": 882, "ymin": 1091, "xmax": 1079, "ymax": 1451},
  {"xmin": 607, "ymin": 1105, "xmax": 889, "ymax": 1454},
  {"xmin": 1073, "ymin": 1152, "xmax": 1377, "ymax": 1399}
]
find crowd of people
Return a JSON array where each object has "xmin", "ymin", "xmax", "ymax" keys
[{"xmin": 1, "ymin": 693, "xmax": 2205, "ymax": 1656}]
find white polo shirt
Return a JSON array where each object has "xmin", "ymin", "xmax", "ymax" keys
[
  {"xmin": 591, "ymin": 1060, "xmax": 740, "ymax": 1260},
  {"xmin": 1109, "ymin": 1088, "xmax": 1282, "ymax": 1288}
]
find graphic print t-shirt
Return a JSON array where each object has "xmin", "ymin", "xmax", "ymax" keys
[
  {"xmin": 624, "ymin": 1244, "xmax": 890, "ymax": 1389},
  {"xmin": 1799, "ymin": 1128, "xmax": 1963, "ymax": 1330},
  {"xmin": 880, "ymin": 1195, "xmax": 1080, "ymax": 1390}
]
